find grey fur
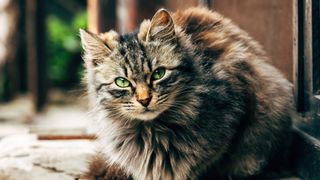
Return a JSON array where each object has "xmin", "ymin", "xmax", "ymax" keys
[{"xmin": 80, "ymin": 8, "xmax": 293, "ymax": 180}]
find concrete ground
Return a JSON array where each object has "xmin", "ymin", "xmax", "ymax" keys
[
  {"xmin": 0, "ymin": 89, "xmax": 95, "ymax": 180},
  {"xmin": 0, "ymin": 134, "xmax": 94, "ymax": 180}
]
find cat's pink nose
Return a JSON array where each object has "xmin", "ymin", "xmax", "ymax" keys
[
  {"xmin": 137, "ymin": 97, "xmax": 152, "ymax": 107},
  {"xmin": 136, "ymin": 83, "xmax": 151, "ymax": 107}
]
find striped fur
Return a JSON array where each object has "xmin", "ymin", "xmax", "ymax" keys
[{"xmin": 80, "ymin": 7, "xmax": 293, "ymax": 179}]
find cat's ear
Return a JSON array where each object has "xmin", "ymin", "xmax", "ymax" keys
[
  {"xmin": 80, "ymin": 29, "xmax": 117, "ymax": 66},
  {"xmin": 80, "ymin": 29, "xmax": 112, "ymax": 55},
  {"xmin": 145, "ymin": 9, "xmax": 175, "ymax": 42}
]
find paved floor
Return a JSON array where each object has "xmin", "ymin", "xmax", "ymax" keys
[
  {"xmin": 0, "ymin": 89, "xmax": 95, "ymax": 180},
  {"xmin": 0, "ymin": 134, "xmax": 95, "ymax": 180}
]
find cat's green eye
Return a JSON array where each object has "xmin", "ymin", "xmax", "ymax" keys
[
  {"xmin": 115, "ymin": 77, "xmax": 130, "ymax": 88},
  {"xmin": 151, "ymin": 68, "xmax": 166, "ymax": 80}
]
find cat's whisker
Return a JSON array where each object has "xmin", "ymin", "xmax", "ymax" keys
[
  {"xmin": 157, "ymin": 94, "xmax": 169, "ymax": 102},
  {"xmin": 157, "ymin": 97, "xmax": 168, "ymax": 105},
  {"xmin": 121, "ymin": 102, "xmax": 134, "ymax": 104}
]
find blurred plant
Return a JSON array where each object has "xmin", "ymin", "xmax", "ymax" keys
[{"xmin": 46, "ymin": 11, "xmax": 87, "ymax": 87}]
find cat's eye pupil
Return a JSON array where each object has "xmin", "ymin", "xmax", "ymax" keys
[
  {"xmin": 152, "ymin": 68, "xmax": 166, "ymax": 80},
  {"xmin": 115, "ymin": 77, "xmax": 130, "ymax": 88}
]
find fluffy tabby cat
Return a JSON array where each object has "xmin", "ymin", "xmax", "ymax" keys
[{"xmin": 79, "ymin": 7, "xmax": 293, "ymax": 180}]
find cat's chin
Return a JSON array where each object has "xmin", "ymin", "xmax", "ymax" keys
[{"xmin": 134, "ymin": 111, "xmax": 161, "ymax": 121}]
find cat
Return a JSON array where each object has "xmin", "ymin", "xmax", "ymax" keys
[{"xmin": 79, "ymin": 7, "xmax": 293, "ymax": 180}]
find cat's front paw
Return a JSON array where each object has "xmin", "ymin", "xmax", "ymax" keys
[
  {"xmin": 79, "ymin": 166, "xmax": 131, "ymax": 180},
  {"xmin": 78, "ymin": 153, "xmax": 132, "ymax": 180}
]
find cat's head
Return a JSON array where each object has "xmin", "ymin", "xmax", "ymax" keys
[{"xmin": 80, "ymin": 9, "xmax": 198, "ymax": 121}]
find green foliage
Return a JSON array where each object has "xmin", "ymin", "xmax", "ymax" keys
[{"xmin": 46, "ymin": 11, "xmax": 87, "ymax": 87}]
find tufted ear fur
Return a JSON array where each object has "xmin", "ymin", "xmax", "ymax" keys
[
  {"xmin": 145, "ymin": 9, "xmax": 175, "ymax": 42},
  {"xmin": 80, "ymin": 29, "xmax": 118, "ymax": 66}
]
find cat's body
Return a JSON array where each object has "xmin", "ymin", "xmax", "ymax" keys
[{"xmin": 80, "ymin": 7, "xmax": 293, "ymax": 180}]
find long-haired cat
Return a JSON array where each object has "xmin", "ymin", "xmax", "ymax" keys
[{"xmin": 79, "ymin": 7, "xmax": 293, "ymax": 180}]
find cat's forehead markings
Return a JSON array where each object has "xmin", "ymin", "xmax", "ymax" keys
[
  {"xmin": 118, "ymin": 33, "xmax": 152, "ymax": 77},
  {"xmin": 151, "ymin": 58, "xmax": 158, "ymax": 67}
]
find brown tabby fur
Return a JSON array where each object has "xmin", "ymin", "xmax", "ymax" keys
[{"xmin": 79, "ymin": 7, "xmax": 293, "ymax": 180}]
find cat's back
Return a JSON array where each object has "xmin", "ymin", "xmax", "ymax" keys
[
  {"xmin": 174, "ymin": 7, "xmax": 292, "ymax": 124},
  {"xmin": 173, "ymin": 7, "xmax": 266, "ymax": 61}
]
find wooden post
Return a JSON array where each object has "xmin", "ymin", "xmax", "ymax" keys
[
  {"xmin": 303, "ymin": 0, "xmax": 313, "ymax": 111},
  {"xmin": 0, "ymin": 0, "xmax": 20, "ymax": 101},
  {"xmin": 26, "ymin": 0, "xmax": 47, "ymax": 111},
  {"xmin": 296, "ymin": 0, "xmax": 313, "ymax": 112},
  {"xmin": 293, "ymin": 0, "xmax": 299, "ymax": 112},
  {"xmin": 136, "ymin": 0, "xmax": 158, "ymax": 21},
  {"xmin": 17, "ymin": 0, "xmax": 27, "ymax": 92},
  {"xmin": 116, "ymin": 0, "xmax": 137, "ymax": 34},
  {"xmin": 165, "ymin": 0, "xmax": 208, "ymax": 11},
  {"xmin": 88, "ymin": 0, "xmax": 116, "ymax": 34},
  {"xmin": 312, "ymin": 0, "xmax": 319, "ymax": 94}
]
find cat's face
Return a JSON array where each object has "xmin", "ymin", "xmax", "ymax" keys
[
  {"xmin": 91, "ymin": 37, "xmax": 184, "ymax": 121},
  {"xmin": 81, "ymin": 9, "xmax": 195, "ymax": 121}
]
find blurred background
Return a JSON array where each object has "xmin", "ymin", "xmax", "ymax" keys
[
  {"xmin": 0, "ymin": 0, "xmax": 320, "ymax": 137},
  {"xmin": 0, "ymin": 0, "xmax": 319, "ymax": 179},
  {"xmin": 0, "ymin": 0, "xmax": 319, "ymax": 141}
]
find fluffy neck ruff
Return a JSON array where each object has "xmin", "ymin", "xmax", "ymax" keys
[{"xmin": 95, "ymin": 88, "xmax": 208, "ymax": 180}]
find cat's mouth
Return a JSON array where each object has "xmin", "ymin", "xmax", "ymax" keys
[
  {"xmin": 134, "ymin": 108, "xmax": 161, "ymax": 121},
  {"xmin": 126, "ymin": 100, "xmax": 171, "ymax": 121},
  {"xmin": 142, "ymin": 107, "xmax": 153, "ymax": 113}
]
